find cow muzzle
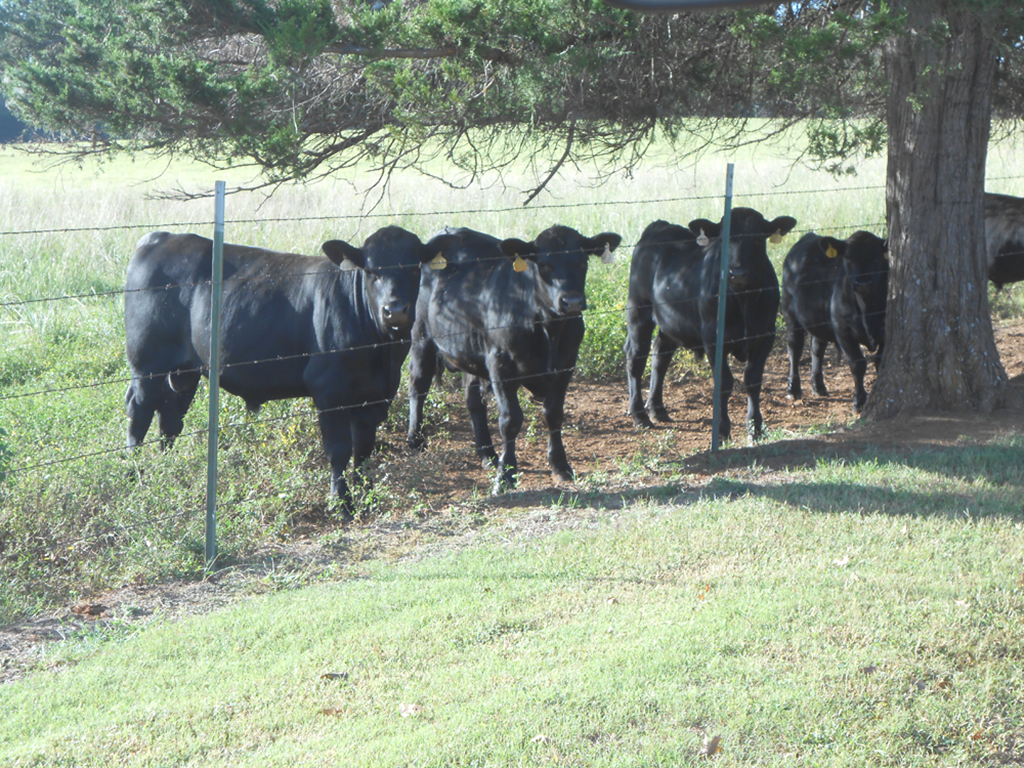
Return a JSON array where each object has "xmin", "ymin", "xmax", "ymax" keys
[
  {"xmin": 727, "ymin": 269, "xmax": 751, "ymax": 290},
  {"xmin": 558, "ymin": 293, "xmax": 586, "ymax": 316},
  {"xmin": 382, "ymin": 302, "xmax": 411, "ymax": 331}
]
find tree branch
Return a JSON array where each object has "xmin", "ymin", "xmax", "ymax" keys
[
  {"xmin": 522, "ymin": 117, "xmax": 575, "ymax": 207},
  {"xmin": 322, "ymin": 42, "xmax": 458, "ymax": 59}
]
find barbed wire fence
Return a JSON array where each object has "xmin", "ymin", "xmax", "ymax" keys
[{"xmin": 2, "ymin": 171, "xmax": 1023, "ymax": 572}]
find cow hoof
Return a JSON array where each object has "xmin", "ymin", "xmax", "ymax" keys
[
  {"xmin": 328, "ymin": 500, "xmax": 355, "ymax": 524},
  {"xmin": 479, "ymin": 450, "xmax": 499, "ymax": 470},
  {"xmin": 492, "ymin": 471, "xmax": 517, "ymax": 495},
  {"xmin": 632, "ymin": 413, "xmax": 655, "ymax": 429},
  {"xmin": 786, "ymin": 389, "xmax": 800, "ymax": 401},
  {"xmin": 408, "ymin": 434, "xmax": 427, "ymax": 452},
  {"xmin": 552, "ymin": 468, "xmax": 575, "ymax": 483},
  {"xmin": 650, "ymin": 407, "xmax": 672, "ymax": 423},
  {"xmin": 814, "ymin": 386, "xmax": 829, "ymax": 397}
]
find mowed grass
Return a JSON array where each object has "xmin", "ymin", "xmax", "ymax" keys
[
  {"xmin": 2, "ymin": 132, "xmax": 1024, "ymax": 621},
  {"xmin": 1, "ymin": 439, "xmax": 1023, "ymax": 766}
]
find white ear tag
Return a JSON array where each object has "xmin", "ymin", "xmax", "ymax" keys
[
  {"xmin": 600, "ymin": 242, "xmax": 615, "ymax": 264},
  {"xmin": 513, "ymin": 255, "xmax": 529, "ymax": 273},
  {"xmin": 339, "ymin": 258, "xmax": 359, "ymax": 272},
  {"xmin": 769, "ymin": 230, "xmax": 783, "ymax": 245},
  {"xmin": 429, "ymin": 252, "xmax": 447, "ymax": 270},
  {"xmin": 696, "ymin": 229, "xmax": 710, "ymax": 247}
]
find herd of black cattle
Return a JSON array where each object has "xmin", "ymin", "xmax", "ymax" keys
[{"xmin": 121, "ymin": 192, "xmax": 1024, "ymax": 516}]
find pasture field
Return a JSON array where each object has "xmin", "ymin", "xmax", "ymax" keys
[{"xmin": 1, "ymin": 135, "xmax": 1024, "ymax": 765}]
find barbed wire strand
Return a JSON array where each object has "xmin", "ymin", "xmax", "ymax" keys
[{"xmin": 4, "ymin": 185, "xmax": 1024, "ymax": 539}]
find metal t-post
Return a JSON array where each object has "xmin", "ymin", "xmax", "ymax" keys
[
  {"xmin": 710, "ymin": 164, "xmax": 734, "ymax": 452},
  {"xmin": 205, "ymin": 181, "xmax": 226, "ymax": 571}
]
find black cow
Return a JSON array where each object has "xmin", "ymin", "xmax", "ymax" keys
[
  {"xmin": 407, "ymin": 225, "xmax": 622, "ymax": 491},
  {"xmin": 782, "ymin": 230, "xmax": 889, "ymax": 414},
  {"xmin": 985, "ymin": 192, "xmax": 1024, "ymax": 289},
  {"xmin": 124, "ymin": 226, "xmax": 435, "ymax": 517},
  {"xmin": 626, "ymin": 209, "xmax": 797, "ymax": 441}
]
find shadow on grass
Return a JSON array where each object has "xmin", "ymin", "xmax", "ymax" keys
[
  {"xmin": 679, "ymin": 435, "xmax": 1024, "ymax": 521},
  {"xmin": 467, "ymin": 432, "xmax": 1024, "ymax": 522}
]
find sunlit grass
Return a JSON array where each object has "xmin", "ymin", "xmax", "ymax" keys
[{"xmin": 1, "ymin": 454, "xmax": 1022, "ymax": 766}]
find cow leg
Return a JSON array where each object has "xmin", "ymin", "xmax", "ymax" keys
[
  {"xmin": 491, "ymin": 380, "xmax": 524, "ymax": 493},
  {"xmin": 316, "ymin": 408, "xmax": 355, "ymax": 522},
  {"xmin": 465, "ymin": 374, "xmax": 498, "ymax": 468},
  {"xmin": 836, "ymin": 333, "xmax": 869, "ymax": 415},
  {"xmin": 743, "ymin": 349, "xmax": 770, "ymax": 441},
  {"xmin": 543, "ymin": 375, "xmax": 574, "ymax": 483},
  {"xmin": 646, "ymin": 331, "xmax": 678, "ymax": 423},
  {"xmin": 810, "ymin": 336, "xmax": 830, "ymax": 397},
  {"xmin": 625, "ymin": 310, "xmax": 656, "ymax": 427},
  {"xmin": 157, "ymin": 369, "xmax": 200, "ymax": 448},
  {"xmin": 353, "ymin": 398, "xmax": 390, "ymax": 468},
  {"xmin": 407, "ymin": 337, "xmax": 438, "ymax": 450},
  {"xmin": 786, "ymin": 325, "xmax": 805, "ymax": 401},
  {"xmin": 125, "ymin": 378, "xmax": 157, "ymax": 448}
]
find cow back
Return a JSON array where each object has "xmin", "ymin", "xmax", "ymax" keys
[{"xmin": 781, "ymin": 231, "xmax": 841, "ymax": 343}]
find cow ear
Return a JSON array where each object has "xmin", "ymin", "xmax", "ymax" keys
[
  {"xmin": 421, "ymin": 236, "xmax": 456, "ymax": 268},
  {"xmin": 582, "ymin": 232, "xmax": 623, "ymax": 261},
  {"xmin": 322, "ymin": 240, "xmax": 365, "ymax": 271},
  {"xmin": 687, "ymin": 219, "xmax": 720, "ymax": 241},
  {"xmin": 818, "ymin": 237, "xmax": 847, "ymax": 259},
  {"xmin": 767, "ymin": 216, "xmax": 798, "ymax": 239},
  {"xmin": 499, "ymin": 238, "xmax": 537, "ymax": 261}
]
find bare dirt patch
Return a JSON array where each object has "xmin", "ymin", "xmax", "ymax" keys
[{"xmin": 4, "ymin": 321, "xmax": 1024, "ymax": 684}]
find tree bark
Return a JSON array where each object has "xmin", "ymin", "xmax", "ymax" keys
[{"xmin": 868, "ymin": 3, "xmax": 1022, "ymax": 419}]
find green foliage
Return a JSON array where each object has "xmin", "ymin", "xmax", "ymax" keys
[
  {"xmin": 1, "ymin": 0, "xmax": 946, "ymax": 190},
  {"xmin": 262, "ymin": 0, "xmax": 339, "ymax": 69},
  {"xmin": 0, "ymin": 426, "xmax": 10, "ymax": 487},
  {"xmin": 806, "ymin": 118, "xmax": 887, "ymax": 176},
  {"xmin": 577, "ymin": 261, "xmax": 628, "ymax": 379}
]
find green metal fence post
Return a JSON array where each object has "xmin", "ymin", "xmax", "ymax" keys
[
  {"xmin": 711, "ymin": 164, "xmax": 734, "ymax": 452},
  {"xmin": 205, "ymin": 181, "xmax": 226, "ymax": 571}
]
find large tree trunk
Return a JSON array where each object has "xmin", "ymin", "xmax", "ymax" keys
[{"xmin": 868, "ymin": 3, "xmax": 1021, "ymax": 419}]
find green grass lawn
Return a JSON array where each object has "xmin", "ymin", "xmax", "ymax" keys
[{"xmin": 1, "ymin": 434, "xmax": 1023, "ymax": 766}]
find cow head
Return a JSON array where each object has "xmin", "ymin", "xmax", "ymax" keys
[
  {"xmin": 819, "ymin": 231, "xmax": 889, "ymax": 299},
  {"xmin": 321, "ymin": 226, "xmax": 434, "ymax": 335},
  {"xmin": 689, "ymin": 208, "xmax": 797, "ymax": 291},
  {"xmin": 498, "ymin": 226, "xmax": 622, "ymax": 317}
]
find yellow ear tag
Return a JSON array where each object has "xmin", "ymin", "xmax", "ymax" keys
[
  {"xmin": 513, "ymin": 255, "xmax": 529, "ymax": 273},
  {"xmin": 696, "ymin": 230, "xmax": 710, "ymax": 247},
  {"xmin": 769, "ymin": 231, "xmax": 783, "ymax": 245},
  {"xmin": 826, "ymin": 245, "xmax": 838, "ymax": 259},
  {"xmin": 429, "ymin": 252, "xmax": 447, "ymax": 270}
]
